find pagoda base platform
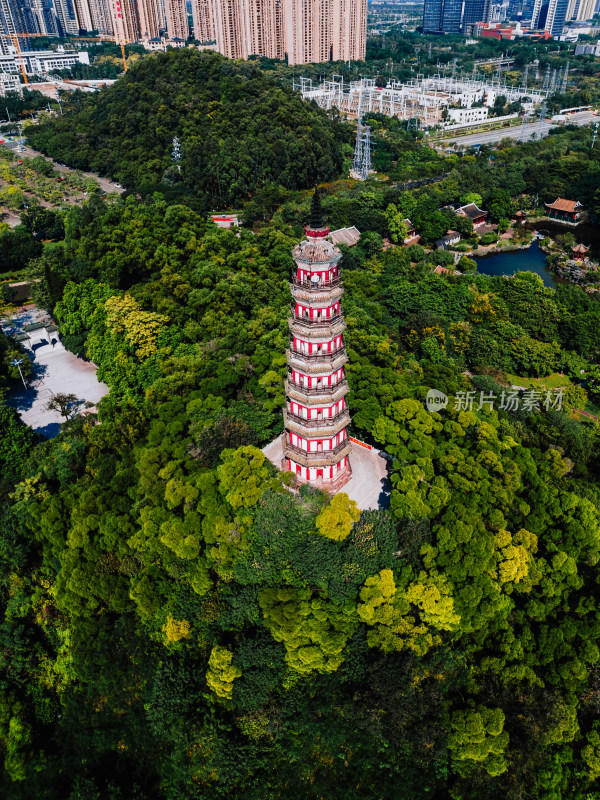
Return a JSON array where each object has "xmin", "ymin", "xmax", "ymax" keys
[{"xmin": 262, "ymin": 434, "xmax": 390, "ymax": 511}]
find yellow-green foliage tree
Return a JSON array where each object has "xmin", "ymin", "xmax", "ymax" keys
[
  {"xmin": 104, "ymin": 294, "xmax": 169, "ymax": 359},
  {"xmin": 163, "ymin": 614, "xmax": 191, "ymax": 643},
  {"xmin": 315, "ymin": 493, "xmax": 361, "ymax": 541},
  {"xmin": 357, "ymin": 568, "xmax": 460, "ymax": 656},
  {"xmin": 259, "ymin": 587, "xmax": 358, "ymax": 675},
  {"xmin": 216, "ymin": 446, "xmax": 275, "ymax": 511},
  {"xmin": 206, "ymin": 646, "xmax": 242, "ymax": 699},
  {"xmin": 447, "ymin": 707, "xmax": 509, "ymax": 777},
  {"xmin": 582, "ymin": 723, "xmax": 600, "ymax": 781}
]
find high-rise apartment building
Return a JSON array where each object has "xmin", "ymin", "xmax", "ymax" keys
[
  {"xmin": 109, "ymin": 0, "xmax": 139, "ymax": 41},
  {"xmin": 88, "ymin": 0, "xmax": 113, "ymax": 33},
  {"xmin": 0, "ymin": 0, "xmax": 23, "ymax": 34},
  {"xmin": 212, "ymin": 0, "xmax": 244, "ymax": 55},
  {"xmin": 54, "ymin": 0, "xmax": 79, "ymax": 34},
  {"xmin": 73, "ymin": 0, "xmax": 94, "ymax": 29},
  {"xmin": 20, "ymin": 0, "xmax": 60, "ymax": 35},
  {"xmin": 137, "ymin": 0, "xmax": 160, "ymax": 37},
  {"xmin": 211, "ymin": 0, "xmax": 365, "ymax": 64},
  {"xmin": 423, "ymin": 0, "xmax": 464, "ymax": 33},
  {"xmin": 462, "ymin": 0, "xmax": 491, "ymax": 31},
  {"xmin": 165, "ymin": 0, "xmax": 188, "ymax": 38},
  {"xmin": 531, "ymin": 0, "xmax": 568, "ymax": 34},
  {"xmin": 191, "ymin": 0, "xmax": 214, "ymax": 41},
  {"xmin": 566, "ymin": 0, "xmax": 595, "ymax": 18}
]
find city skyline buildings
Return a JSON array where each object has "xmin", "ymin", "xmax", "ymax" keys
[
  {"xmin": 210, "ymin": 0, "xmax": 366, "ymax": 64},
  {"xmin": 423, "ymin": 0, "xmax": 595, "ymax": 34},
  {"xmin": 0, "ymin": 0, "xmax": 366, "ymax": 64}
]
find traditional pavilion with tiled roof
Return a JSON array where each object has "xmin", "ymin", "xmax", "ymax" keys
[
  {"xmin": 544, "ymin": 198, "xmax": 584, "ymax": 224},
  {"xmin": 456, "ymin": 203, "xmax": 488, "ymax": 227},
  {"xmin": 571, "ymin": 243, "xmax": 590, "ymax": 260},
  {"xmin": 403, "ymin": 218, "xmax": 420, "ymax": 245}
]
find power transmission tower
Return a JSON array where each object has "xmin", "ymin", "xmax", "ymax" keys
[
  {"xmin": 407, "ymin": 117, "xmax": 420, "ymax": 134},
  {"xmin": 353, "ymin": 122, "xmax": 372, "ymax": 181},
  {"xmin": 523, "ymin": 64, "xmax": 528, "ymax": 89},
  {"xmin": 561, "ymin": 61, "xmax": 569, "ymax": 93},
  {"xmin": 352, "ymin": 120, "xmax": 363, "ymax": 174},
  {"xmin": 352, "ymin": 89, "xmax": 364, "ymax": 174},
  {"xmin": 541, "ymin": 64, "xmax": 550, "ymax": 92},
  {"xmin": 360, "ymin": 126, "xmax": 372, "ymax": 180},
  {"xmin": 172, "ymin": 136, "xmax": 182, "ymax": 162},
  {"xmin": 592, "ymin": 122, "xmax": 599, "ymax": 149},
  {"xmin": 549, "ymin": 69, "xmax": 557, "ymax": 94},
  {"xmin": 537, "ymin": 101, "xmax": 547, "ymax": 137},
  {"xmin": 428, "ymin": 41, "xmax": 432, "ymax": 59}
]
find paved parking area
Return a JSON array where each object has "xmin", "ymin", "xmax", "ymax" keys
[{"xmin": 2, "ymin": 308, "xmax": 109, "ymax": 438}]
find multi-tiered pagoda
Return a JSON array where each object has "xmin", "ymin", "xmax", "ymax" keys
[{"xmin": 283, "ymin": 191, "xmax": 352, "ymax": 491}]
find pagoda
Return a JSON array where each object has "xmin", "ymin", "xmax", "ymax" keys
[{"xmin": 283, "ymin": 190, "xmax": 352, "ymax": 490}]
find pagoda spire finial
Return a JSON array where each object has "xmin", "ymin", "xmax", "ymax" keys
[{"xmin": 306, "ymin": 186, "xmax": 329, "ymax": 238}]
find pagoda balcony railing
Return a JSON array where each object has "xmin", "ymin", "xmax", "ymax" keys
[
  {"xmin": 285, "ymin": 409, "xmax": 351, "ymax": 430},
  {"xmin": 285, "ymin": 378, "xmax": 349, "ymax": 397},
  {"xmin": 283, "ymin": 438, "xmax": 352, "ymax": 464},
  {"xmin": 292, "ymin": 275, "xmax": 342, "ymax": 291},
  {"xmin": 287, "ymin": 346, "xmax": 346, "ymax": 362},
  {"xmin": 289, "ymin": 308, "xmax": 343, "ymax": 327}
]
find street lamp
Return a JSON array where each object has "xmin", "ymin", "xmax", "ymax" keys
[{"xmin": 10, "ymin": 358, "xmax": 28, "ymax": 392}]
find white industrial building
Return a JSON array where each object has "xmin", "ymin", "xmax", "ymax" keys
[
  {"xmin": 0, "ymin": 72, "xmax": 21, "ymax": 95},
  {"xmin": 446, "ymin": 106, "xmax": 489, "ymax": 125},
  {"xmin": 0, "ymin": 48, "xmax": 89, "ymax": 77}
]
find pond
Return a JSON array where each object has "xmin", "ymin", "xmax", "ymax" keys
[{"xmin": 475, "ymin": 240, "xmax": 560, "ymax": 288}]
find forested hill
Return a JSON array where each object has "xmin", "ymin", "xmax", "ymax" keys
[{"xmin": 27, "ymin": 50, "xmax": 347, "ymax": 206}]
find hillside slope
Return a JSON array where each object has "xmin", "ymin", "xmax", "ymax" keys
[{"xmin": 28, "ymin": 50, "xmax": 347, "ymax": 206}]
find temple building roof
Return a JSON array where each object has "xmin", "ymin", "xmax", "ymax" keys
[
  {"xmin": 456, "ymin": 203, "xmax": 487, "ymax": 220},
  {"xmin": 329, "ymin": 226, "xmax": 361, "ymax": 247},
  {"xmin": 572, "ymin": 243, "xmax": 590, "ymax": 253},
  {"xmin": 545, "ymin": 198, "xmax": 583, "ymax": 212}
]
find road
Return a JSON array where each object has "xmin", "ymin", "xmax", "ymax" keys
[
  {"xmin": 0, "ymin": 138, "xmax": 124, "ymax": 196},
  {"xmin": 440, "ymin": 110, "xmax": 597, "ymax": 147}
]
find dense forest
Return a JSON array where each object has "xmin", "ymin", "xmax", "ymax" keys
[
  {"xmin": 27, "ymin": 50, "xmax": 348, "ymax": 206},
  {"xmin": 2, "ymin": 48, "xmax": 600, "ymax": 800}
]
